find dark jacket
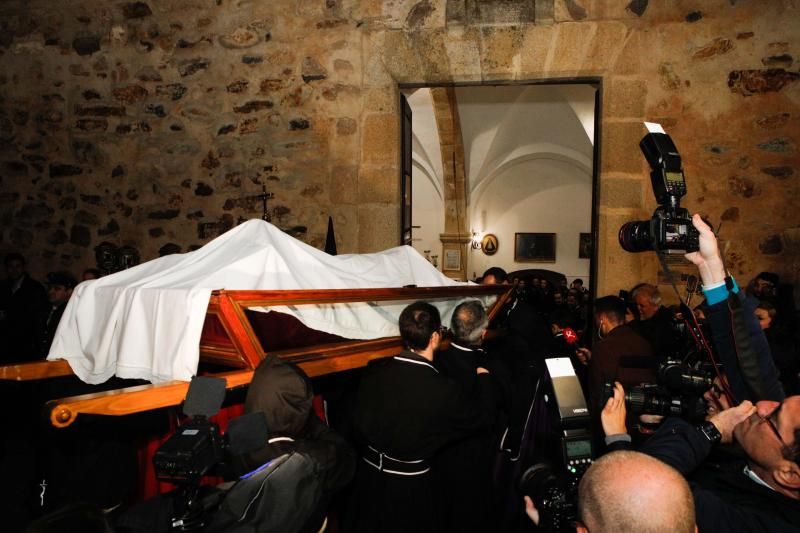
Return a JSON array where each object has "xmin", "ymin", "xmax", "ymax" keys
[
  {"xmin": 237, "ymin": 356, "xmax": 356, "ymax": 532},
  {"xmin": 588, "ymin": 324, "xmax": 656, "ymax": 414},
  {"xmin": 632, "ymin": 305, "xmax": 682, "ymax": 359},
  {"xmin": 434, "ymin": 342, "xmax": 510, "ymax": 533},
  {"xmin": 640, "ymin": 417, "xmax": 800, "ymax": 532},
  {"xmin": 346, "ymin": 351, "xmax": 495, "ymax": 533},
  {"xmin": 705, "ymin": 291, "xmax": 784, "ymax": 402},
  {"xmin": 0, "ymin": 274, "xmax": 48, "ymax": 362}
]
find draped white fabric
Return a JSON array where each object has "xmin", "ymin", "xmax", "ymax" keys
[{"xmin": 48, "ymin": 220, "xmax": 472, "ymax": 384}]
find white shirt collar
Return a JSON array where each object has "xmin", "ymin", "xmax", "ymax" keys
[
  {"xmin": 743, "ymin": 465, "xmax": 775, "ymax": 491},
  {"xmin": 394, "ymin": 355, "xmax": 438, "ymax": 373}
]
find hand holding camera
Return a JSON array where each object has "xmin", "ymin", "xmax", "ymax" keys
[
  {"xmin": 684, "ymin": 214, "xmax": 726, "ymax": 287},
  {"xmin": 601, "ymin": 381, "xmax": 627, "ymax": 436}
]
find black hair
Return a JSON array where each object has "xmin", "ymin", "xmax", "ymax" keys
[
  {"xmin": 399, "ymin": 301, "xmax": 441, "ymax": 351},
  {"xmin": 593, "ymin": 296, "xmax": 627, "ymax": 324},
  {"xmin": 482, "ymin": 267, "xmax": 507, "ymax": 283}
]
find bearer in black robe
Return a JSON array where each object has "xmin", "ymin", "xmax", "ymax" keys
[
  {"xmin": 434, "ymin": 300, "xmax": 511, "ymax": 533},
  {"xmin": 345, "ymin": 301, "xmax": 495, "ymax": 533}
]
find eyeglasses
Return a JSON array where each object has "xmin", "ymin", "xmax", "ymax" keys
[{"xmin": 761, "ymin": 405, "xmax": 786, "ymax": 446}]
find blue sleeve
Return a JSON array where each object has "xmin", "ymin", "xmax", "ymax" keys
[{"xmin": 702, "ymin": 277, "xmax": 739, "ymax": 306}]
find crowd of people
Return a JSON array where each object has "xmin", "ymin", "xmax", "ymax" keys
[
  {"xmin": 0, "ymin": 254, "xmax": 99, "ymax": 365},
  {"xmin": 3, "ymin": 212, "xmax": 800, "ymax": 533}
]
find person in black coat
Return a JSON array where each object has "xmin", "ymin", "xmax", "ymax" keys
[
  {"xmin": 434, "ymin": 300, "xmax": 510, "ymax": 533},
  {"xmin": 345, "ymin": 301, "xmax": 495, "ymax": 533},
  {"xmin": 0, "ymin": 253, "xmax": 48, "ymax": 362},
  {"xmin": 603, "ymin": 383, "xmax": 800, "ymax": 532},
  {"xmin": 631, "ymin": 283, "xmax": 683, "ymax": 359}
]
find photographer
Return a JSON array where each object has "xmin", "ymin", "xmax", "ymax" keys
[
  {"xmin": 600, "ymin": 381, "xmax": 800, "ymax": 532},
  {"xmin": 684, "ymin": 214, "xmax": 784, "ymax": 403},
  {"xmin": 576, "ymin": 296, "xmax": 655, "ymax": 446},
  {"xmin": 524, "ymin": 449, "xmax": 696, "ymax": 533}
]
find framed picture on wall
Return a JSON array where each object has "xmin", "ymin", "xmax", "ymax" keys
[
  {"xmin": 514, "ymin": 233, "xmax": 556, "ymax": 262},
  {"xmin": 579, "ymin": 233, "xmax": 592, "ymax": 259}
]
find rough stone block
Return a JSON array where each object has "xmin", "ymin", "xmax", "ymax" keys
[
  {"xmin": 601, "ymin": 176, "xmax": 644, "ymax": 209},
  {"xmin": 361, "ymin": 113, "xmax": 399, "ymax": 166},
  {"xmin": 357, "ymin": 204, "xmax": 399, "ymax": 252},
  {"xmin": 358, "ymin": 166, "xmax": 397, "ymax": 204},
  {"xmin": 611, "ymin": 29, "xmax": 640, "ymax": 75},
  {"xmin": 411, "ymin": 29, "xmax": 461, "ymax": 83},
  {"xmin": 381, "ymin": 31, "xmax": 424, "ymax": 84},
  {"xmin": 480, "ymin": 26, "xmax": 524, "ymax": 80},
  {"xmin": 582, "ymin": 21, "xmax": 628, "ymax": 72},
  {"xmin": 548, "ymin": 22, "xmax": 592, "ymax": 73},
  {"xmin": 605, "ymin": 78, "xmax": 647, "ymax": 119},
  {"xmin": 517, "ymin": 25, "xmax": 555, "ymax": 76},
  {"xmin": 441, "ymin": 27, "xmax": 482, "ymax": 82},
  {"xmin": 728, "ymin": 69, "xmax": 800, "ymax": 96},
  {"xmin": 600, "ymin": 122, "xmax": 648, "ymax": 174},
  {"xmin": 595, "ymin": 212, "xmax": 643, "ymax": 295},
  {"xmin": 363, "ymin": 87, "xmax": 397, "ymax": 115},
  {"xmin": 329, "ymin": 165, "xmax": 358, "ymax": 204}
]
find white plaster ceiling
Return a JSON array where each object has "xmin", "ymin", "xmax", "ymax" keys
[{"xmin": 403, "ymin": 84, "xmax": 596, "ymax": 203}]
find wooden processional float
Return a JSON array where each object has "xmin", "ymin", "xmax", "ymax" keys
[{"xmin": 0, "ymin": 284, "xmax": 513, "ymax": 428}]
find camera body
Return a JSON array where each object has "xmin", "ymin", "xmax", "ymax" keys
[
  {"xmin": 603, "ymin": 359, "xmax": 714, "ymax": 423},
  {"xmin": 519, "ymin": 462, "xmax": 580, "ymax": 532},
  {"xmin": 619, "ymin": 206, "xmax": 699, "ymax": 254},
  {"xmin": 519, "ymin": 358, "xmax": 594, "ymax": 531},
  {"xmin": 619, "ymin": 130, "xmax": 700, "ymax": 254},
  {"xmin": 153, "ymin": 417, "xmax": 225, "ymax": 484}
]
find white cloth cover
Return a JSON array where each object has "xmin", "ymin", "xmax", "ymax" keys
[{"xmin": 48, "ymin": 220, "xmax": 478, "ymax": 384}]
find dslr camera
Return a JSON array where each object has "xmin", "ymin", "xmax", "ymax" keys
[
  {"xmin": 519, "ymin": 358, "xmax": 594, "ymax": 532},
  {"xmin": 619, "ymin": 129, "xmax": 700, "ymax": 254},
  {"xmin": 603, "ymin": 359, "xmax": 715, "ymax": 423}
]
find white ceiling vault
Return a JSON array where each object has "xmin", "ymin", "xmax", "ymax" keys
[{"xmin": 403, "ymin": 83, "xmax": 596, "ymax": 206}]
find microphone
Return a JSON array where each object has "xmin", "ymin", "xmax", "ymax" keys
[{"xmin": 562, "ymin": 327, "xmax": 579, "ymax": 345}]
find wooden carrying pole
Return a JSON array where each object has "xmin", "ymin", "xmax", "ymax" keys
[{"xmin": 43, "ymin": 284, "xmax": 514, "ymax": 427}]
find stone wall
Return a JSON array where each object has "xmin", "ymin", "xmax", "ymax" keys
[{"xmin": 0, "ymin": 0, "xmax": 797, "ymax": 297}]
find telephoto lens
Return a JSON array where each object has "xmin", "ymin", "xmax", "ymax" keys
[{"xmin": 618, "ymin": 221, "xmax": 653, "ymax": 252}]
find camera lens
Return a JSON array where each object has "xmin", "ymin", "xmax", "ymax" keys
[{"xmin": 618, "ymin": 221, "xmax": 653, "ymax": 252}]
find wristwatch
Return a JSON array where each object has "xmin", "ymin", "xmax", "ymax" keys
[{"xmin": 698, "ymin": 421, "xmax": 722, "ymax": 445}]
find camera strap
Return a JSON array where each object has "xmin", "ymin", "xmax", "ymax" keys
[{"xmin": 654, "ymin": 248, "xmax": 736, "ymax": 405}]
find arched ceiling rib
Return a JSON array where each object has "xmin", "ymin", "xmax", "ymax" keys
[{"xmin": 455, "ymin": 84, "xmax": 596, "ymax": 197}]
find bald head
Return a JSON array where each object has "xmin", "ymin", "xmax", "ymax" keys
[{"xmin": 578, "ymin": 451, "xmax": 695, "ymax": 533}]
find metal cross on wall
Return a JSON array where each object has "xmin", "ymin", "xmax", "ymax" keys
[{"xmin": 259, "ymin": 184, "xmax": 275, "ymax": 222}]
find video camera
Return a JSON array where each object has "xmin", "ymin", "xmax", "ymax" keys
[
  {"xmin": 618, "ymin": 125, "xmax": 700, "ymax": 255},
  {"xmin": 602, "ymin": 359, "xmax": 715, "ymax": 423},
  {"xmin": 153, "ymin": 376, "xmax": 268, "ymax": 530},
  {"xmin": 519, "ymin": 358, "xmax": 594, "ymax": 532}
]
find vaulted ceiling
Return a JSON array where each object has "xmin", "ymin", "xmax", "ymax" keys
[{"xmin": 404, "ymin": 84, "xmax": 596, "ymax": 204}]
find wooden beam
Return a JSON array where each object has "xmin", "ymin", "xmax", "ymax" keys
[
  {"xmin": 41, "ymin": 284, "xmax": 513, "ymax": 426},
  {"xmin": 0, "ymin": 359, "xmax": 73, "ymax": 381},
  {"xmin": 46, "ymin": 370, "xmax": 255, "ymax": 428}
]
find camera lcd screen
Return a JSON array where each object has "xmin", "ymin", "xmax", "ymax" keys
[
  {"xmin": 665, "ymin": 171, "xmax": 684, "ymax": 185},
  {"xmin": 565, "ymin": 439, "xmax": 592, "ymax": 458},
  {"xmin": 664, "ymin": 222, "xmax": 689, "ymax": 243}
]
